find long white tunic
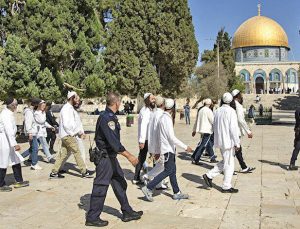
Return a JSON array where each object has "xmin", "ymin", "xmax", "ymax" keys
[
  {"xmin": 213, "ymin": 104, "xmax": 240, "ymax": 150},
  {"xmin": 235, "ymin": 100, "xmax": 251, "ymax": 137},
  {"xmin": 158, "ymin": 112, "xmax": 187, "ymax": 154},
  {"xmin": 138, "ymin": 106, "xmax": 151, "ymax": 144},
  {"xmin": 0, "ymin": 108, "xmax": 24, "ymax": 168},
  {"xmin": 23, "ymin": 107, "xmax": 38, "ymax": 136},
  {"xmin": 148, "ymin": 108, "xmax": 164, "ymax": 154},
  {"xmin": 193, "ymin": 106, "xmax": 214, "ymax": 134},
  {"xmin": 59, "ymin": 103, "xmax": 83, "ymax": 138}
]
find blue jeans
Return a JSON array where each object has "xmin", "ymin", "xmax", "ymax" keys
[
  {"xmin": 147, "ymin": 152, "xmax": 180, "ymax": 194},
  {"xmin": 21, "ymin": 136, "xmax": 39, "ymax": 166},
  {"xmin": 185, "ymin": 111, "xmax": 190, "ymax": 124},
  {"xmin": 192, "ymin": 133, "xmax": 216, "ymax": 162},
  {"xmin": 38, "ymin": 137, "xmax": 53, "ymax": 160}
]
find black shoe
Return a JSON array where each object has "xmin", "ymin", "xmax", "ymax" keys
[
  {"xmin": 58, "ymin": 169, "xmax": 68, "ymax": 174},
  {"xmin": 203, "ymin": 174, "xmax": 213, "ymax": 188},
  {"xmin": 122, "ymin": 210, "xmax": 143, "ymax": 222},
  {"xmin": 49, "ymin": 172, "xmax": 65, "ymax": 179},
  {"xmin": 288, "ymin": 164, "xmax": 298, "ymax": 170},
  {"xmin": 132, "ymin": 179, "xmax": 144, "ymax": 185},
  {"xmin": 222, "ymin": 187, "xmax": 239, "ymax": 193},
  {"xmin": 23, "ymin": 159, "xmax": 32, "ymax": 166},
  {"xmin": 210, "ymin": 158, "xmax": 219, "ymax": 163},
  {"xmin": 82, "ymin": 171, "xmax": 94, "ymax": 178},
  {"xmin": 85, "ymin": 218, "xmax": 109, "ymax": 227},
  {"xmin": 191, "ymin": 160, "xmax": 202, "ymax": 166}
]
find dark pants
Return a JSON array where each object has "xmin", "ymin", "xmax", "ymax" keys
[
  {"xmin": 46, "ymin": 129, "xmax": 56, "ymax": 152},
  {"xmin": 147, "ymin": 153, "xmax": 180, "ymax": 194},
  {"xmin": 235, "ymin": 146, "xmax": 247, "ymax": 170},
  {"xmin": 134, "ymin": 141, "xmax": 148, "ymax": 181},
  {"xmin": 290, "ymin": 139, "xmax": 300, "ymax": 165},
  {"xmin": 185, "ymin": 112, "xmax": 190, "ymax": 124},
  {"xmin": 192, "ymin": 134, "xmax": 215, "ymax": 162},
  {"xmin": 0, "ymin": 164, "xmax": 23, "ymax": 187},
  {"xmin": 86, "ymin": 157, "xmax": 132, "ymax": 221}
]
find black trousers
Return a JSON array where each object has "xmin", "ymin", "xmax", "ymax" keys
[
  {"xmin": 134, "ymin": 140, "xmax": 148, "ymax": 181},
  {"xmin": 46, "ymin": 129, "xmax": 56, "ymax": 151},
  {"xmin": 86, "ymin": 157, "xmax": 132, "ymax": 221},
  {"xmin": 290, "ymin": 139, "xmax": 300, "ymax": 165},
  {"xmin": 235, "ymin": 146, "xmax": 247, "ymax": 170},
  {"xmin": 0, "ymin": 164, "xmax": 23, "ymax": 187}
]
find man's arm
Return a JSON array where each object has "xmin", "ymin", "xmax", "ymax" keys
[
  {"xmin": 236, "ymin": 104, "xmax": 252, "ymax": 136},
  {"xmin": 138, "ymin": 110, "xmax": 150, "ymax": 144},
  {"xmin": 229, "ymin": 111, "xmax": 240, "ymax": 148}
]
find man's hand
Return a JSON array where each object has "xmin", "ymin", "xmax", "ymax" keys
[
  {"xmin": 81, "ymin": 133, "xmax": 86, "ymax": 140},
  {"xmin": 121, "ymin": 151, "xmax": 139, "ymax": 166},
  {"xmin": 192, "ymin": 131, "xmax": 196, "ymax": 137},
  {"xmin": 186, "ymin": 146, "xmax": 193, "ymax": 153},
  {"xmin": 128, "ymin": 155, "xmax": 139, "ymax": 166},
  {"xmin": 139, "ymin": 143, "xmax": 145, "ymax": 149},
  {"xmin": 14, "ymin": 145, "xmax": 21, "ymax": 151},
  {"xmin": 28, "ymin": 134, "xmax": 33, "ymax": 140},
  {"xmin": 154, "ymin": 154, "xmax": 160, "ymax": 160},
  {"xmin": 51, "ymin": 127, "xmax": 56, "ymax": 131},
  {"xmin": 234, "ymin": 146, "xmax": 240, "ymax": 152},
  {"xmin": 248, "ymin": 132, "xmax": 253, "ymax": 138}
]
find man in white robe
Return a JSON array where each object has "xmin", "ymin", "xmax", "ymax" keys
[
  {"xmin": 0, "ymin": 98, "xmax": 29, "ymax": 192},
  {"xmin": 203, "ymin": 93, "xmax": 240, "ymax": 193}
]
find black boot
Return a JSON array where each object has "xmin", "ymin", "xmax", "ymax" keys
[
  {"xmin": 122, "ymin": 210, "xmax": 143, "ymax": 222},
  {"xmin": 85, "ymin": 218, "xmax": 109, "ymax": 227},
  {"xmin": 288, "ymin": 164, "xmax": 298, "ymax": 170}
]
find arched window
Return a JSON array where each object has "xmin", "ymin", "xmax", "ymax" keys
[
  {"xmin": 239, "ymin": 69, "xmax": 250, "ymax": 82},
  {"xmin": 269, "ymin": 69, "xmax": 282, "ymax": 82},
  {"xmin": 286, "ymin": 68, "xmax": 298, "ymax": 84}
]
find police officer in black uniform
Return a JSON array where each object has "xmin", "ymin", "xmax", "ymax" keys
[
  {"xmin": 85, "ymin": 92, "xmax": 143, "ymax": 227},
  {"xmin": 288, "ymin": 108, "xmax": 300, "ymax": 170}
]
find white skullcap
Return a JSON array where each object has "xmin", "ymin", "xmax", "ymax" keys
[
  {"xmin": 222, "ymin": 92, "xmax": 233, "ymax": 104},
  {"xmin": 39, "ymin": 100, "xmax": 46, "ymax": 104},
  {"xmin": 155, "ymin": 96, "xmax": 164, "ymax": 106},
  {"xmin": 203, "ymin": 98, "xmax": 212, "ymax": 105},
  {"xmin": 165, "ymin": 98, "xmax": 175, "ymax": 110},
  {"xmin": 231, "ymin": 89, "xmax": 240, "ymax": 97},
  {"xmin": 144, "ymin": 92, "xmax": 152, "ymax": 100},
  {"xmin": 67, "ymin": 91, "xmax": 77, "ymax": 99}
]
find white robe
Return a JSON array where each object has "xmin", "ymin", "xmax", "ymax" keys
[
  {"xmin": 148, "ymin": 108, "xmax": 164, "ymax": 154},
  {"xmin": 0, "ymin": 108, "xmax": 24, "ymax": 168}
]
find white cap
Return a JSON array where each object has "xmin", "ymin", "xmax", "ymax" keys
[
  {"xmin": 222, "ymin": 92, "xmax": 233, "ymax": 104},
  {"xmin": 39, "ymin": 100, "xmax": 46, "ymax": 104},
  {"xmin": 231, "ymin": 89, "xmax": 240, "ymax": 97},
  {"xmin": 155, "ymin": 96, "xmax": 164, "ymax": 106},
  {"xmin": 203, "ymin": 98, "xmax": 212, "ymax": 105},
  {"xmin": 144, "ymin": 93, "xmax": 152, "ymax": 100},
  {"xmin": 165, "ymin": 98, "xmax": 175, "ymax": 110},
  {"xmin": 67, "ymin": 91, "xmax": 77, "ymax": 99}
]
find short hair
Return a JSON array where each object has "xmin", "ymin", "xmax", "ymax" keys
[{"xmin": 106, "ymin": 92, "xmax": 121, "ymax": 106}]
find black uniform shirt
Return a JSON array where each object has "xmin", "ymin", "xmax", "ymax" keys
[
  {"xmin": 95, "ymin": 107, "xmax": 126, "ymax": 157},
  {"xmin": 295, "ymin": 108, "xmax": 300, "ymax": 129}
]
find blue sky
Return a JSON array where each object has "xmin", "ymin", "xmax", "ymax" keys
[{"xmin": 188, "ymin": 0, "xmax": 300, "ymax": 66}]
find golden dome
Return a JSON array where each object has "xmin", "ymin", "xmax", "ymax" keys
[{"xmin": 232, "ymin": 15, "xmax": 289, "ymax": 49}]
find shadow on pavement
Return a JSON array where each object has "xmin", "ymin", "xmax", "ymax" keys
[
  {"xmin": 78, "ymin": 194, "xmax": 123, "ymax": 219},
  {"xmin": 258, "ymin": 159, "xmax": 288, "ymax": 170},
  {"xmin": 177, "ymin": 151, "xmax": 192, "ymax": 161}
]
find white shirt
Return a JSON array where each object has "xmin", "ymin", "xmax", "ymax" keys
[
  {"xmin": 35, "ymin": 110, "xmax": 52, "ymax": 138},
  {"xmin": 193, "ymin": 106, "xmax": 214, "ymax": 134},
  {"xmin": 138, "ymin": 106, "xmax": 151, "ymax": 143},
  {"xmin": 148, "ymin": 108, "xmax": 164, "ymax": 154},
  {"xmin": 158, "ymin": 112, "xmax": 187, "ymax": 154},
  {"xmin": 59, "ymin": 103, "xmax": 83, "ymax": 138},
  {"xmin": 235, "ymin": 100, "xmax": 251, "ymax": 137},
  {"xmin": 23, "ymin": 107, "xmax": 38, "ymax": 136},
  {"xmin": 213, "ymin": 104, "xmax": 240, "ymax": 150},
  {"xmin": 0, "ymin": 108, "xmax": 23, "ymax": 168}
]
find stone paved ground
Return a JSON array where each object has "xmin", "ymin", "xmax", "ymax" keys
[{"xmin": 1, "ymin": 115, "xmax": 300, "ymax": 229}]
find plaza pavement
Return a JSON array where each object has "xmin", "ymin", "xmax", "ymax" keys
[{"xmin": 1, "ymin": 115, "xmax": 300, "ymax": 229}]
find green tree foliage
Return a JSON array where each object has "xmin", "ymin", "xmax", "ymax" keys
[
  {"xmin": 0, "ymin": 0, "xmax": 114, "ymax": 98},
  {"xmin": 0, "ymin": 35, "xmax": 60, "ymax": 100},
  {"xmin": 104, "ymin": 0, "xmax": 198, "ymax": 96}
]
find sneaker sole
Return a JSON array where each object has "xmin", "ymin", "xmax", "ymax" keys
[
  {"xmin": 14, "ymin": 184, "xmax": 30, "ymax": 189},
  {"xmin": 141, "ymin": 187, "xmax": 153, "ymax": 202},
  {"xmin": 121, "ymin": 216, "xmax": 141, "ymax": 222}
]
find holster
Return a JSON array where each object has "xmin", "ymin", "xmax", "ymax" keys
[{"xmin": 89, "ymin": 146, "xmax": 108, "ymax": 165}]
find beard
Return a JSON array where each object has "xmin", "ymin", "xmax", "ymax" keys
[{"xmin": 149, "ymin": 102, "xmax": 156, "ymax": 109}]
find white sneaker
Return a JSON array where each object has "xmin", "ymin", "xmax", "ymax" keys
[{"xmin": 31, "ymin": 164, "xmax": 43, "ymax": 170}]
